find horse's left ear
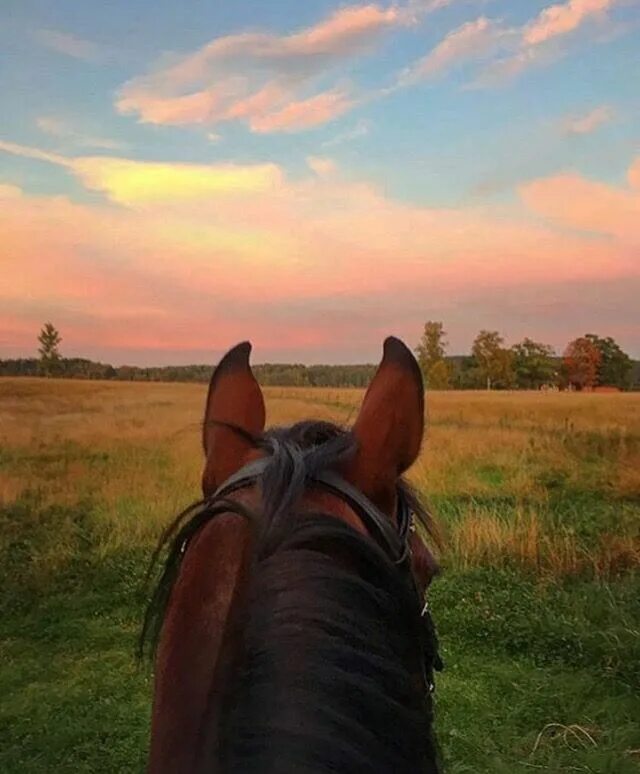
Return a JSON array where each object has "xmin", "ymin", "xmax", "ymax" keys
[
  {"xmin": 344, "ymin": 336, "xmax": 424, "ymax": 514},
  {"xmin": 201, "ymin": 342, "xmax": 265, "ymax": 497}
]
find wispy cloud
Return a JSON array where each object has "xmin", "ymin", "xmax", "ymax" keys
[
  {"xmin": 251, "ymin": 89, "xmax": 354, "ymax": 133},
  {"xmin": 473, "ymin": 43, "xmax": 559, "ymax": 86},
  {"xmin": 474, "ymin": 0, "xmax": 623, "ymax": 85},
  {"xmin": 397, "ymin": 17, "xmax": 509, "ymax": 84},
  {"xmin": 322, "ymin": 119, "xmax": 370, "ymax": 147},
  {"xmin": 0, "ymin": 139, "xmax": 68, "ymax": 166},
  {"xmin": 34, "ymin": 29, "xmax": 103, "ymax": 61},
  {"xmin": 37, "ymin": 116, "xmax": 127, "ymax": 150},
  {"xmin": 115, "ymin": 0, "xmax": 624, "ymax": 132},
  {"xmin": 398, "ymin": 0, "xmax": 625, "ymax": 91},
  {"xmin": 561, "ymin": 104, "xmax": 614, "ymax": 134},
  {"xmin": 0, "ymin": 139, "xmax": 281, "ymax": 206},
  {"xmin": 114, "ymin": 0, "xmax": 464, "ymax": 133},
  {"xmin": 116, "ymin": 4, "xmax": 406, "ymax": 132},
  {"xmin": 523, "ymin": 0, "xmax": 616, "ymax": 46}
]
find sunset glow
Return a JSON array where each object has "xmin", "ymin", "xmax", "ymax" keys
[{"xmin": 1, "ymin": 1, "xmax": 638, "ymax": 363}]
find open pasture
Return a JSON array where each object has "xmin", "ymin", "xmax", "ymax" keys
[{"xmin": 1, "ymin": 379, "xmax": 639, "ymax": 772}]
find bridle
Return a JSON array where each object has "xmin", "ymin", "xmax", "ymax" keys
[{"xmin": 210, "ymin": 456, "xmax": 442, "ymax": 696}]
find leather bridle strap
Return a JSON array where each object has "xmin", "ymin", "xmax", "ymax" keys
[
  {"xmin": 313, "ymin": 470, "xmax": 411, "ymax": 565},
  {"xmin": 211, "ymin": 457, "xmax": 272, "ymax": 501},
  {"xmin": 209, "ymin": 455, "xmax": 438, "ymax": 695},
  {"xmin": 210, "ymin": 458, "xmax": 412, "ymax": 565}
]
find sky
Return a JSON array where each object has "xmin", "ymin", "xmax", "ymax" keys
[{"xmin": 1, "ymin": 0, "xmax": 639, "ymax": 365}]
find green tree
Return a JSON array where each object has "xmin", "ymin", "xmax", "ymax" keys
[
  {"xmin": 426, "ymin": 359, "xmax": 451, "ymax": 389},
  {"xmin": 37, "ymin": 323, "xmax": 62, "ymax": 376},
  {"xmin": 584, "ymin": 334, "xmax": 633, "ymax": 389},
  {"xmin": 511, "ymin": 338, "xmax": 557, "ymax": 389},
  {"xmin": 415, "ymin": 321, "xmax": 451, "ymax": 388},
  {"xmin": 471, "ymin": 330, "xmax": 514, "ymax": 390}
]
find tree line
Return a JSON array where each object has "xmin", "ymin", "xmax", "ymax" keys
[
  {"xmin": 0, "ymin": 322, "xmax": 637, "ymax": 390},
  {"xmin": 415, "ymin": 322, "xmax": 636, "ymax": 390},
  {"xmin": 0, "ymin": 356, "xmax": 377, "ymax": 388}
]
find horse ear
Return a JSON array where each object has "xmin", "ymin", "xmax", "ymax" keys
[
  {"xmin": 201, "ymin": 342, "xmax": 265, "ymax": 496},
  {"xmin": 344, "ymin": 336, "xmax": 425, "ymax": 513}
]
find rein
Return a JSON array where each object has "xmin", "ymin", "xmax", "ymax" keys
[{"xmin": 209, "ymin": 457, "xmax": 442, "ymax": 697}]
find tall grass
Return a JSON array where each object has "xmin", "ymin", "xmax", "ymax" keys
[
  {"xmin": 448, "ymin": 508, "xmax": 640, "ymax": 578},
  {"xmin": 1, "ymin": 378, "xmax": 638, "ymax": 580}
]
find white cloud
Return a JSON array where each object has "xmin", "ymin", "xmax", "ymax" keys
[{"xmin": 322, "ymin": 119, "xmax": 371, "ymax": 147}]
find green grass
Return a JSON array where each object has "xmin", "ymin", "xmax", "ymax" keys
[
  {"xmin": 0, "ymin": 379, "xmax": 639, "ymax": 772},
  {"xmin": 0, "ymin": 542, "xmax": 150, "ymax": 773},
  {"xmin": 2, "ymin": 505, "xmax": 638, "ymax": 773}
]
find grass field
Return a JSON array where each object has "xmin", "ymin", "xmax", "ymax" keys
[{"xmin": 1, "ymin": 378, "xmax": 639, "ymax": 773}]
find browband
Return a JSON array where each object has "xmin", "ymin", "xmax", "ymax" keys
[{"xmin": 211, "ymin": 457, "xmax": 412, "ymax": 565}]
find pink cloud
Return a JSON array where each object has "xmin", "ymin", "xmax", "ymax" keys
[
  {"xmin": 173, "ymin": 4, "xmax": 402, "ymax": 79},
  {"xmin": 471, "ymin": 0, "xmax": 622, "ymax": 85},
  {"xmin": 281, "ymin": 4, "xmax": 401, "ymax": 57},
  {"xmin": 224, "ymin": 83, "xmax": 288, "ymax": 122},
  {"xmin": 116, "ymin": 4, "xmax": 401, "ymax": 132},
  {"xmin": 2, "ymin": 140, "xmax": 639, "ymax": 361},
  {"xmin": 413, "ymin": 0, "xmax": 626, "ymax": 88},
  {"xmin": 249, "ymin": 90, "xmax": 353, "ymax": 133},
  {"xmin": 116, "ymin": 89, "xmax": 225, "ymax": 126},
  {"xmin": 307, "ymin": 157, "xmax": 338, "ymax": 178},
  {"xmin": 519, "ymin": 161, "xmax": 640, "ymax": 243},
  {"xmin": 524, "ymin": 0, "xmax": 616, "ymax": 46},
  {"xmin": 398, "ymin": 17, "xmax": 507, "ymax": 83},
  {"xmin": 627, "ymin": 158, "xmax": 640, "ymax": 190}
]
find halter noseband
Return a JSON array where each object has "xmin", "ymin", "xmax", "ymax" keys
[{"xmin": 210, "ymin": 457, "xmax": 441, "ymax": 695}]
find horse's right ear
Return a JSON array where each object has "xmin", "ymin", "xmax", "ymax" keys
[
  {"xmin": 344, "ymin": 336, "xmax": 425, "ymax": 515},
  {"xmin": 201, "ymin": 342, "xmax": 265, "ymax": 497}
]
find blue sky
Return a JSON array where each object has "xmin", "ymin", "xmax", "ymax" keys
[{"xmin": 1, "ymin": 0, "xmax": 639, "ymax": 363}]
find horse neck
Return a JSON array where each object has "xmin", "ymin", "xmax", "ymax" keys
[
  {"xmin": 216, "ymin": 531, "xmax": 434, "ymax": 773},
  {"xmin": 148, "ymin": 513, "xmax": 254, "ymax": 774}
]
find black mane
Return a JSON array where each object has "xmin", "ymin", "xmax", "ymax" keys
[{"xmin": 142, "ymin": 420, "xmax": 441, "ymax": 772}]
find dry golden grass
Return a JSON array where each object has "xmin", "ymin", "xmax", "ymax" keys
[
  {"xmin": 449, "ymin": 509, "xmax": 640, "ymax": 578},
  {"xmin": 1, "ymin": 378, "xmax": 638, "ymax": 579}
]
